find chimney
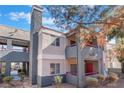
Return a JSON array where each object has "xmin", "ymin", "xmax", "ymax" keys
[
  {"xmin": 30, "ymin": 5, "xmax": 42, "ymax": 85},
  {"xmin": 31, "ymin": 5, "xmax": 42, "ymax": 33}
]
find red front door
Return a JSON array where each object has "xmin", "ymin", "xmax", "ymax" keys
[{"xmin": 85, "ymin": 63, "xmax": 93, "ymax": 74}]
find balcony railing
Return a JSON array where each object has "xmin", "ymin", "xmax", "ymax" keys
[
  {"xmin": 67, "ymin": 43, "xmax": 98, "ymax": 48},
  {"xmin": 66, "ymin": 72, "xmax": 98, "ymax": 76},
  {"xmin": 66, "ymin": 43, "xmax": 101, "ymax": 59}
]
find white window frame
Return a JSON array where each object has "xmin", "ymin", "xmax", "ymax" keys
[
  {"xmin": 51, "ymin": 35, "xmax": 60, "ymax": 47},
  {"xmin": 50, "ymin": 63, "xmax": 60, "ymax": 75}
]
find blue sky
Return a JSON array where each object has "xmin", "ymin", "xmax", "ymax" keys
[
  {"xmin": 0, "ymin": 5, "xmax": 115, "ymax": 44},
  {"xmin": 0, "ymin": 5, "xmax": 59, "ymax": 32}
]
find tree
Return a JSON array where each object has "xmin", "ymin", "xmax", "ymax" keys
[
  {"xmin": 45, "ymin": 5, "xmax": 124, "ymax": 87},
  {"xmin": 107, "ymin": 27, "xmax": 124, "ymax": 73},
  {"xmin": 115, "ymin": 43, "xmax": 124, "ymax": 73},
  {"xmin": 45, "ymin": 5, "xmax": 121, "ymax": 48}
]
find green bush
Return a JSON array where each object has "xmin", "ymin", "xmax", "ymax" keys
[
  {"xmin": 97, "ymin": 74, "xmax": 106, "ymax": 81},
  {"xmin": 3, "ymin": 76, "xmax": 13, "ymax": 84},
  {"xmin": 108, "ymin": 72, "xmax": 119, "ymax": 83},
  {"xmin": 1, "ymin": 73, "xmax": 6, "ymax": 78},
  {"xmin": 18, "ymin": 69, "xmax": 22, "ymax": 73},
  {"xmin": 18, "ymin": 71, "xmax": 25, "ymax": 81},
  {"xmin": 54, "ymin": 76, "xmax": 63, "ymax": 87}
]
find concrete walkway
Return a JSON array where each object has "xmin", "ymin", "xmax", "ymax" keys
[{"xmin": 46, "ymin": 83, "xmax": 76, "ymax": 88}]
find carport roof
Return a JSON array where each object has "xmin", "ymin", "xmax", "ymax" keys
[{"xmin": 0, "ymin": 24, "xmax": 30, "ymax": 41}]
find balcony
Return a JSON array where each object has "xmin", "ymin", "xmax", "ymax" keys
[
  {"xmin": 65, "ymin": 45, "xmax": 77, "ymax": 58},
  {"xmin": 66, "ymin": 44, "xmax": 102, "ymax": 60},
  {"xmin": 0, "ymin": 49, "xmax": 29, "ymax": 62}
]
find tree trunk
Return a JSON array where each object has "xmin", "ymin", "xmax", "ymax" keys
[{"xmin": 121, "ymin": 63, "xmax": 124, "ymax": 73}]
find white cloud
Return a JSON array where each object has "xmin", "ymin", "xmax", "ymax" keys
[
  {"xmin": 42, "ymin": 17, "xmax": 55, "ymax": 25},
  {"xmin": 9, "ymin": 12, "xmax": 31, "ymax": 24},
  {"xmin": 88, "ymin": 5, "xmax": 95, "ymax": 9}
]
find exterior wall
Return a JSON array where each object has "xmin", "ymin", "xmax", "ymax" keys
[
  {"xmin": 67, "ymin": 58, "xmax": 76, "ymax": 73},
  {"xmin": 38, "ymin": 74, "xmax": 66, "ymax": 87},
  {"xmin": 42, "ymin": 59, "xmax": 66, "ymax": 76},
  {"xmin": 41, "ymin": 31, "xmax": 66, "ymax": 55},
  {"xmin": 66, "ymin": 73, "xmax": 77, "ymax": 85},
  {"xmin": 37, "ymin": 27, "xmax": 67, "ymax": 87}
]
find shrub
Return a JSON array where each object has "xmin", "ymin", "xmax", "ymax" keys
[
  {"xmin": 54, "ymin": 75, "xmax": 63, "ymax": 87},
  {"xmin": 97, "ymin": 74, "xmax": 106, "ymax": 81},
  {"xmin": 108, "ymin": 72, "xmax": 119, "ymax": 83},
  {"xmin": 96, "ymin": 74, "xmax": 106, "ymax": 86},
  {"xmin": 86, "ymin": 77, "xmax": 98, "ymax": 87},
  {"xmin": 18, "ymin": 69, "xmax": 22, "ymax": 73},
  {"xmin": 3, "ymin": 76, "xmax": 13, "ymax": 84},
  {"xmin": 1, "ymin": 73, "xmax": 6, "ymax": 78},
  {"xmin": 109, "ymin": 72, "xmax": 118, "ymax": 77},
  {"xmin": 18, "ymin": 71, "xmax": 25, "ymax": 81}
]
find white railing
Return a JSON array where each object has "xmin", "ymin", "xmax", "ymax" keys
[{"xmin": 0, "ymin": 49, "xmax": 29, "ymax": 53}]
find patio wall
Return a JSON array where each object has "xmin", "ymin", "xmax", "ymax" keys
[
  {"xmin": 66, "ymin": 73, "xmax": 78, "ymax": 85},
  {"xmin": 108, "ymin": 68, "xmax": 121, "ymax": 74}
]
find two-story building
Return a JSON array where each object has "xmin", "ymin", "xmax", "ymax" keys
[{"xmin": 30, "ymin": 6, "xmax": 106, "ymax": 87}]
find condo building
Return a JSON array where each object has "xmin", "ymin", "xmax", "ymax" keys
[
  {"xmin": 0, "ymin": 6, "xmax": 110, "ymax": 87},
  {"xmin": 30, "ymin": 6, "xmax": 105, "ymax": 87}
]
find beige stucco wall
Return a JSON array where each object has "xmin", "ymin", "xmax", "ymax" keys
[
  {"xmin": 42, "ymin": 33, "xmax": 66, "ymax": 55},
  {"xmin": 37, "ymin": 28, "xmax": 67, "ymax": 77},
  {"xmin": 38, "ymin": 28, "xmax": 67, "ymax": 56},
  {"xmin": 42, "ymin": 59, "xmax": 66, "ymax": 76}
]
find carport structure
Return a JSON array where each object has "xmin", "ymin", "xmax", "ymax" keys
[{"xmin": 0, "ymin": 25, "xmax": 30, "ymax": 76}]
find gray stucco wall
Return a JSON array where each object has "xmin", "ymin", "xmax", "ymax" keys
[
  {"xmin": 65, "ymin": 46, "xmax": 77, "ymax": 58},
  {"xmin": 37, "ymin": 74, "xmax": 66, "ymax": 87},
  {"xmin": 66, "ymin": 74, "xmax": 78, "ymax": 86},
  {"xmin": 66, "ymin": 46, "xmax": 102, "ymax": 60},
  {"xmin": 30, "ymin": 6, "xmax": 42, "ymax": 85}
]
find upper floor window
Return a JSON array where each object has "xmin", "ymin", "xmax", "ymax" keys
[{"xmin": 51, "ymin": 35, "xmax": 60, "ymax": 47}]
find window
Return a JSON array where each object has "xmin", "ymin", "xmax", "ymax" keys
[
  {"xmin": 51, "ymin": 35, "xmax": 60, "ymax": 46},
  {"xmin": 50, "ymin": 63, "xmax": 60, "ymax": 74},
  {"xmin": 70, "ymin": 64, "xmax": 77, "ymax": 74},
  {"xmin": 56, "ymin": 38, "xmax": 60, "ymax": 46}
]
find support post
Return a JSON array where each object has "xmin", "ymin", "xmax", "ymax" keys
[
  {"xmin": 76, "ymin": 33, "xmax": 85, "ymax": 88},
  {"xmin": 5, "ymin": 39, "xmax": 12, "ymax": 76}
]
